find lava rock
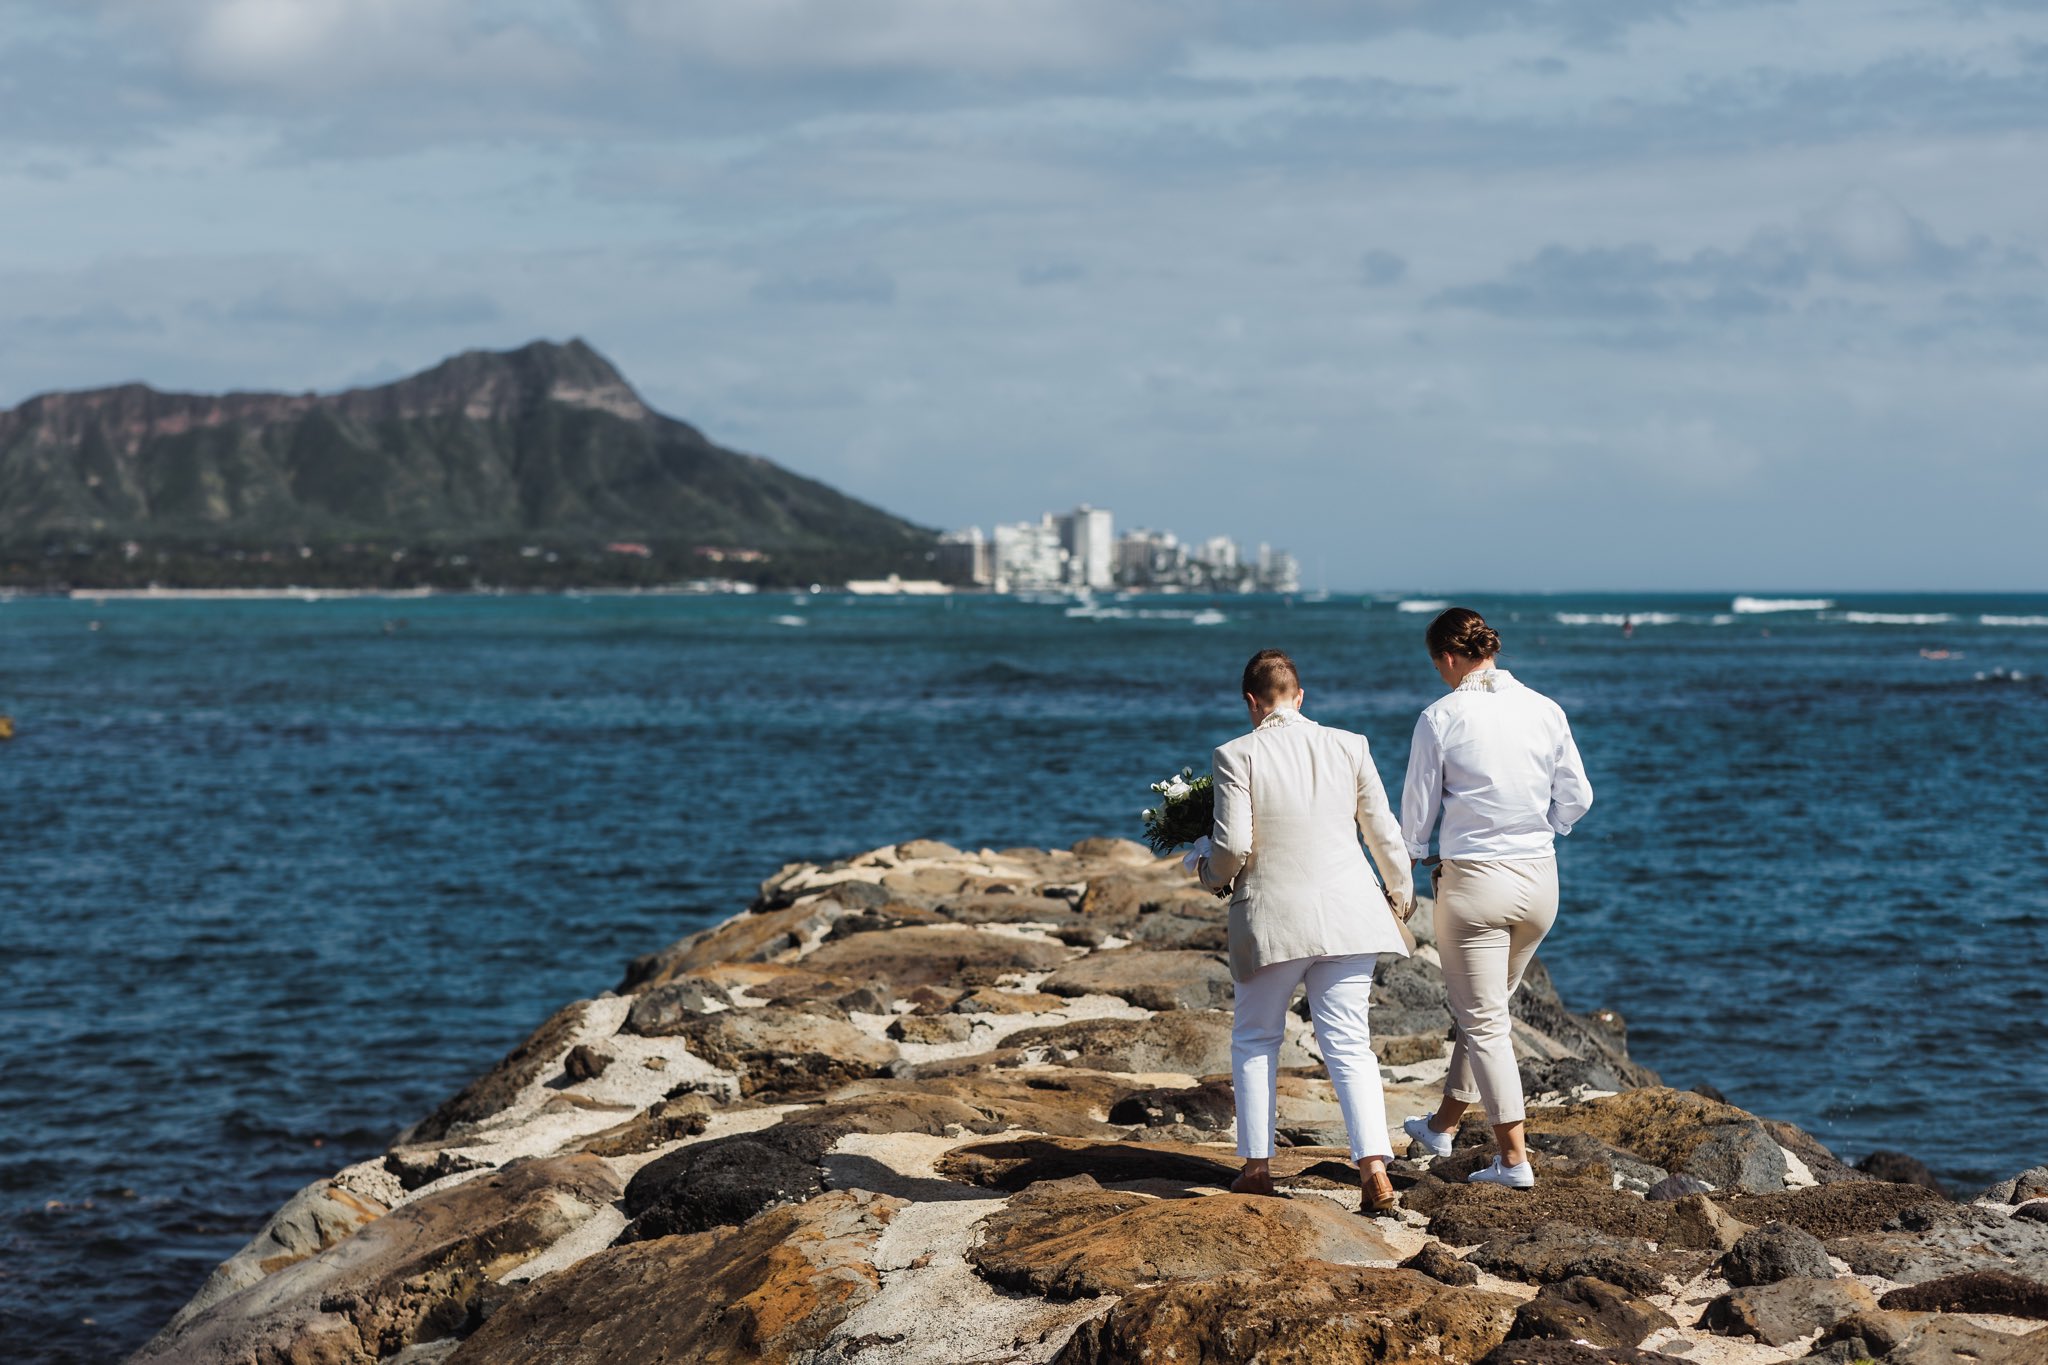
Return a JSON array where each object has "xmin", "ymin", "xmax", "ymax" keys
[
  {"xmin": 887, "ymin": 1013, "xmax": 975, "ymax": 1044},
  {"xmin": 1509, "ymin": 1276, "xmax": 1677, "ymax": 1348},
  {"xmin": 800, "ymin": 925, "xmax": 1071, "ymax": 991},
  {"xmin": 1107, "ymin": 1077, "xmax": 1236, "ymax": 1130},
  {"xmin": 1826, "ymin": 1201, "xmax": 2048, "ymax": 1283},
  {"xmin": 1681, "ymin": 1121, "xmax": 1788, "ymax": 1194},
  {"xmin": 405, "ymin": 1001, "xmax": 588, "ymax": 1142},
  {"xmin": 1980, "ymin": 1165, "xmax": 2048, "ymax": 1205},
  {"xmin": 1719, "ymin": 1220, "xmax": 1833, "ymax": 1286},
  {"xmin": 620, "ymin": 978, "xmax": 732, "ymax": 1035},
  {"xmin": 1479, "ymin": 1345, "xmax": 1691, "ymax": 1365},
  {"xmin": 1716, "ymin": 1179, "xmax": 1946, "ymax": 1239},
  {"xmin": 1007, "ymin": 1011, "xmax": 1277, "ymax": 1075},
  {"xmin": 664, "ymin": 1005, "xmax": 898, "ymax": 1095},
  {"xmin": 1041, "ymin": 948, "xmax": 1234, "ymax": 1011},
  {"xmin": 1464, "ymin": 1221, "xmax": 1679, "ymax": 1297},
  {"xmin": 1402, "ymin": 1239, "xmax": 1481, "ymax": 1286},
  {"xmin": 2016, "ymin": 1201, "xmax": 2048, "ymax": 1223},
  {"xmin": 1647, "ymin": 1174, "xmax": 1715, "ymax": 1201},
  {"xmin": 1697, "ymin": 1275, "xmax": 1878, "ymax": 1346},
  {"xmin": 383, "ymin": 1149, "xmax": 492, "ymax": 1193},
  {"xmin": 1855, "ymin": 1149, "xmax": 1950, "ymax": 1197},
  {"xmin": 1878, "ymin": 1267, "xmax": 2048, "ymax": 1318},
  {"xmin": 561, "ymin": 1043, "xmax": 612, "ymax": 1082},
  {"xmin": 1661, "ymin": 1193, "xmax": 1754, "ymax": 1253}
]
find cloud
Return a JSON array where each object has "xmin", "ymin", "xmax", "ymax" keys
[
  {"xmin": 1358, "ymin": 249, "xmax": 1408, "ymax": 287},
  {"xmin": 192, "ymin": 279, "xmax": 502, "ymax": 329},
  {"xmin": 1018, "ymin": 260, "xmax": 1087, "ymax": 287},
  {"xmin": 749, "ymin": 263, "xmax": 898, "ymax": 306}
]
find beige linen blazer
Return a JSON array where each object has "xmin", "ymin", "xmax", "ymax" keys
[{"xmin": 1201, "ymin": 707, "xmax": 1414, "ymax": 981}]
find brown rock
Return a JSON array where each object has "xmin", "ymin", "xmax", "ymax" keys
[
  {"xmin": 625, "ymin": 897, "xmax": 851, "ymax": 986},
  {"xmin": 1716, "ymin": 1179, "xmax": 1946, "ymax": 1239},
  {"xmin": 136, "ymin": 1156, "xmax": 620, "ymax": 1364},
  {"xmin": 937, "ymin": 1135, "xmax": 1240, "ymax": 1192},
  {"xmin": 799, "ymin": 925, "xmax": 1071, "ymax": 990},
  {"xmin": 1380, "ymin": 1031, "xmax": 1452, "ymax": 1067},
  {"xmin": 1510, "ymin": 1277, "xmax": 1676, "ymax": 1349},
  {"xmin": 1697, "ymin": 1275, "xmax": 1878, "ymax": 1346},
  {"xmin": 1479, "ymin": 1345, "xmax": 1691, "ymax": 1365},
  {"xmin": 970, "ymin": 1178, "xmax": 1396, "ymax": 1298},
  {"xmin": 571, "ymin": 1094, "xmax": 715, "ymax": 1158},
  {"xmin": 952, "ymin": 986, "xmax": 1066, "ymax": 1014},
  {"xmin": 450, "ymin": 1188, "xmax": 903, "ymax": 1365},
  {"xmin": 895, "ymin": 838, "xmax": 965, "ymax": 861},
  {"xmin": 1107, "ymin": 1078, "xmax": 1236, "ymax": 1131},
  {"xmin": 666, "ymin": 1006, "xmax": 898, "ymax": 1096},
  {"xmin": 405, "ymin": 1001, "xmax": 588, "ymax": 1142},
  {"xmin": 1523, "ymin": 1088, "xmax": 1767, "ymax": 1173},
  {"xmin": 1041, "ymin": 949, "xmax": 1235, "ymax": 1011},
  {"xmin": 1882, "ymin": 1319, "xmax": 2048, "ymax": 1365},
  {"xmin": 1053, "ymin": 1261, "xmax": 1519, "ymax": 1365},
  {"xmin": 1006, "ymin": 1011, "xmax": 1250, "ymax": 1075},
  {"xmin": 1406, "ymin": 1173, "xmax": 1674, "ymax": 1245},
  {"xmin": 887, "ymin": 1013, "xmax": 975, "ymax": 1044},
  {"xmin": 824, "ymin": 1070, "xmax": 1129, "ymax": 1139},
  {"xmin": 937, "ymin": 894, "xmax": 1079, "ymax": 925},
  {"xmin": 1879, "ymin": 1268, "xmax": 2048, "ymax": 1318},
  {"xmin": 1465, "ymin": 1222, "xmax": 1688, "ymax": 1297},
  {"xmin": 1403, "ymin": 1240, "xmax": 1481, "ymax": 1286},
  {"xmin": 1662, "ymin": 1192, "xmax": 1755, "ymax": 1251},
  {"xmin": 1077, "ymin": 872, "xmax": 1214, "ymax": 919},
  {"xmin": 562, "ymin": 1043, "xmax": 612, "ymax": 1081},
  {"xmin": 1070, "ymin": 837, "xmax": 1158, "ymax": 864}
]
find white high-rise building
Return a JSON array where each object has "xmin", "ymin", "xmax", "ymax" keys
[
  {"xmin": 1055, "ymin": 505, "xmax": 1115, "ymax": 590},
  {"xmin": 992, "ymin": 517, "xmax": 1067, "ymax": 590},
  {"xmin": 935, "ymin": 527, "xmax": 993, "ymax": 585}
]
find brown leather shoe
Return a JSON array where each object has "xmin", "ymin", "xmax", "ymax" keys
[{"xmin": 1363, "ymin": 1167, "xmax": 1399, "ymax": 1215}]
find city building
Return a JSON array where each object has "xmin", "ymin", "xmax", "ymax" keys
[
  {"xmin": 1055, "ymin": 505, "xmax": 1115, "ymax": 590},
  {"xmin": 992, "ymin": 516, "xmax": 1067, "ymax": 591},
  {"xmin": 946, "ymin": 505, "xmax": 1302, "ymax": 595},
  {"xmin": 935, "ymin": 527, "xmax": 993, "ymax": 585}
]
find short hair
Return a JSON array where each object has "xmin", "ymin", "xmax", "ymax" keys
[
  {"xmin": 1241, "ymin": 648, "xmax": 1302, "ymax": 702},
  {"xmin": 1425, "ymin": 607, "xmax": 1502, "ymax": 661}
]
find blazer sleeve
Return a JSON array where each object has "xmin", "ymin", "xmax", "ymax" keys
[
  {"xmin": 1204, "ymin": 739, "xmax": 1252, "ymax": 892},
  {"xmin": 1354, "ymin": 734, "xmax": 1414, "ymax": 917}
]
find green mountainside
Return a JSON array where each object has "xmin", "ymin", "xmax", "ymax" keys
[{"xmin": 0, "ymin": 340, "xmax": 934, "ymax": 587}]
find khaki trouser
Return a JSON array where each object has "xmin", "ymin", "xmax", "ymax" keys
[{"xmin": 1434, "ymin": 857, "xmax": 1559, "ymax": 1125}]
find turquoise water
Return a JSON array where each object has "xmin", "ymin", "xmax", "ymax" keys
[{"xmin": 3, "ymin": 589, "xmax": 2045, "ymax": 1360}]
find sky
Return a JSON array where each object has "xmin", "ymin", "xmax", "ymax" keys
[{"xmin": 4, "ymin": 0, "xmax": 2046, "ymax": 591}]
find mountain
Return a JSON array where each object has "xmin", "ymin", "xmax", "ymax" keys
[{"xmin": 0, "ymin": 340, "xmax": 933, "ymax": 570}]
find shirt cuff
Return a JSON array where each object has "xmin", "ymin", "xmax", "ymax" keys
[{"xmin": 1404, "ymin": 840, "xmax": 1430, "ymax": 860}]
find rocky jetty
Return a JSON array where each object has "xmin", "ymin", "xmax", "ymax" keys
[{"xmin": 136, "ymin": 840, "xmax": 2048, "ymax": 1364}]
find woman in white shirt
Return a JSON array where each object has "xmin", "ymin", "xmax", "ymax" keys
[{"xmin": 1398, "ymin": 608, "xmax": 1593, "ymax": 1189}]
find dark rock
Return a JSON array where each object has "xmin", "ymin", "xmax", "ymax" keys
[
  {"xmin": 1522, "ymin": 1055, "xmax": 1639, "ymax": 1100},
  {"xmin": 1878, "ymin": 1267, "xmax": 2048, "ymax": 1318},
  {"xmin": 1761, "ymin": 1119, "xmax": 1871, "ymax": 1186},
  {"xmin": 405, "ymin": 1001, "xmax": 587, "ymax": 1142},
  {"xmin": 383, "ymin": 1150, "xmax": 492, "ymax": 1193},
  {"xmin": 1720, "ymin": 1220, "xmax": 1833, "ymax": 1286},
  {"xmin": 1697, "ymin": 1276, "xmax": 1877, "ymax": 1347},
  {"xmin": 1662, "ymin": 1193, "xmax": 1755, "ymax": 1252},
  {"xmin": 1465, "ymin": 1222, "xmax": 1683, "ymax": 1297},
  {"xmin": 936, "ymin": 1135, "xmax": 1240, "ymax": 1192},
  {"xmin": 1408, "ymin": 1174, "xmax": 1676, "ymax": 1246},
  {"xmin": 1810, "ymin": 1310, "xmax": 2046, "ymax": 1365},
  {"xmin": 619, "ymin": 1095, "xmax": 984, "ymax": 1239},
  {"xmin": 1510, "ymin": 1276, "xmax": 1676, "ymax": 1349},
  {"xmin": 1717, "ymin": 1179, "xmax": 1946, "ymax": 1239},
  {"xmin": 1526, "ymin": 1088, "xmax": 1763, "ymax": 1174},
  {"xmin": 571, "ymin": 1095, "xmax": 714, "ymax": 1157},
  {"xmin": 1682, "ymin": 1121, "xmax": 1788, "ymax": 1194},
  {"xmin": 1052, "ymin": 1262, "xmax": 1520, "ymax": 1365},
  {"xmin": 1528, "ymin": 1133, "xmax": 1668, "ymax": 1195},
  {"xmin": 1379, "ymin": 1031, "xmax": 1452, "ymax": 1067},
  {"xmin": 450, "ymin": 1188, "xmax": 902, "ymax": 1365},
  {"xmin": 1691, "ymin": 1083, "xmax": 1728, "ymax": 1103},
  {"xmin": 833, "ymin": 983, "xmax": 893, "ymax": 1014},
  {"xmin": 627, "ymin": 897, "xmax": 852, "ymax": 986},
  {"xmin": 1117, "ymin": 911, "xmax": 1229, "ymax": 952},
  {"xmin": 1370, "ymin": 954, "xmax": 1456, "ymax": 1036},
  {"xmin": 1479, "ymin": 1345, "xmax": 1691, "ymax": 1365},
  {"xmin": 620, "ymin": 977, "xmax": 733, "ymax": 1034},
  {"xmin": 1855, "ymin": 1149, "xmax": 1950, "ymax": 1198},
  {"xmin": 1041, "ymin": 948, "xmax": 1234, "ymax": 1011},
  {"xmin": 1827, "ymin": 1199, "xmax": 2048, "ymax": 1282},
  {"xmin": 1402, "ymin": 1239, "xmax": 1481, "ymax": 1286},
  {"xmin": 135, "ymin": 1156, "xmax": 621, "ymax": 1364},
  {"xmin": 561, "ymin": 1043, "xmax": 612, "ymax": 1082},
  {"xmin": 1107, "ymin": 1078, "xmax": 1235, "ymax": 1131},
  {"xmin": 1980, "ymin": 1165, "xmax": 2048, "ymax": 1205},
  {"xmin": 1648, "ymin": 1174, "xmax": 1715, "ymax": 1201},
  {"xmin": 969, "ymin": 1178, "xmax": 1396, "ymax": 1299},
  {"xmin": 662, "ymin": 1005, "xmax": 898, "ymax": 1095},
  {"xmin": 2017, "ymin": 1200, "xmax": 2048, "ymax": 1223},
  {"xmin": 1509, "ymin": 990, "xmax": 1660, "ymax": 1091}
]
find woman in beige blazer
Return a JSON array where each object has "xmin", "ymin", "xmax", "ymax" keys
[{"xmin": 1199, "ymin": 649, "xmax": 1415, "ymax": 1212}]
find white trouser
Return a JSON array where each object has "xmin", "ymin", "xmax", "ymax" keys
[{"xmin": 1231, "ymin": 953, "xmax": 1391, "ymax": 1163}]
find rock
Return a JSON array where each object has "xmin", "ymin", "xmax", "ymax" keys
[
  {"xmin": 1052, "ymin": 1261, "xmax": 1520, "ymax": 1365},
  {"xmin": 448, "ymin": 1188, "xmax": 903, "ymax": 1365},
  {"xmin": 1076, "ymin": 872, "xmax": 1209, "ymax": 919},
  {"xmin": 1697, "ymin": 1275, "xmax": 1878, "ymax": 1347},
  {"xmin": 938, "ymin": 893, "xmax": 1080, "ymax": 926},
  {"xmin": 1479, "ymin": 1345, "xmax": 1691, "ymax": 1365},
  {"xmin": 570, "ymin": 1094, "xmax": 715, "ymax": 1157},
  {"xmin": 896, "ymin": 837, "xmax": 966, "ymax": 860},
  {"xmin": 825, "ymin": 1070, "xmax": 1129, "ymax": 1139},
  {"xmin": 1980, "ymin": 1166, "xmax": 2048, "ymax": 1205},
  {"xmin": 1040, "ymin": 948, "xmax": 1234, "ymax": 1011},
  {"xmin": 135, "ymin": 1155, "xmax": 620, "ymax": 1364},
  {"xmin": 1524, "ymin": 1088, "xmax": 1764, "ymax": 1175},
  {"xmin": 936, "ymin": 1135, "xmax": 1240, "ymax": 1192},
  {"xmin": 951, "ymin": 986, "xmax": 1065, "ymax": 1014},
  {"xmin": 1116, "ymin": 909, "xmax": 1229, "ymax": 952},
  {"xmin": 1510, "ymin": 989, "xmax": 1660, "ymax": 1092},
  {"xmin": 1718, "ymin": 1179, "xmax": 1946, "ymax": 1239},
  {"xmin": 1465, "ymin": 1222, "xmax": 1685, "ymax": 1297},
  {"xmin": 1521, "ymin": 1055, "xmax": 1641, "ymax": 1100},
  {"xmin": 969, "ymin": 1178, "xmax": 1396, "ymax": 1298},
  {"xmin": 1379, "ymin": 1031, "xmax": 1451, "ymax": 1067},
  {"xmin": 1828, "ymin": 1200, "xmax": 2048, "ymax": 1282},
  {"xmin": 384, "ymin": 1150, "xmax": 492, "ymax": 1193},
  {"xmin": 619, "ymin": 977, "xmax": 732, "ymax": 1034},
  {"xmin": 2018, "ymin": 1201, "xmax": 2048, "ymax": 1223},
  {"xmin": 1661, "ymin": 1193, "xmax": 1755, "ymax": 1253},
  {"xmin": 663, "ymin": 1005, "xmax": 898, "ymax": 1095},
  {"xmin": 1847, "ymin": 1149, "xmax": 1950, "ymax": 1198},
  {"xmin": 1647, "ymin": 1174, "xmax": 1714, "ymax": 1200},
  {"xmin": 405, "ymin": 1001, "xmax": 588, "ymax": 1142},
  {"xmin": 562, "ymin": 1043, "xmax": 612, "ymax": 1081},
  {"xmin": 887, "ymin": 1013, "xmax": 975, "ymax": 1044},
  {"xmin": 799, "ymin": 925, "xmax": 1071, "ymax": 990},
  {"xmin": 1528, "ymin": 1133, "xmax": 1668, "ymax": 1195},
  {"xmin": 1006, "ymin": 1011, "xmax": 1254, "ymax": 1075},
  {"xmin": 1403, "ymin": 1240, "xmax": 1481, "ymax": 1286},
  {"xmin": 1681, "ymin": 1121, "xmax": 1788, "ymax": 1194},
  {"xmin": 1370, "ymin": 954, "xmax": 1456, "ymax": 1036},
  {"xmin": 625, "ymin": 897, "xmax": 852, "ymax": 987},
  {"xmin": 620, "ymin": 1095, "xmax": 984, "ymax": 1239},
  {"xmin": 1107, "ymin": 1078, "xmax": 1235, "ymax": 1131},
  {"xmin": 1879, "ymin": 1320, "xmax": 2048, "ymax": 1365},
  {"xmin": 1720, "ymin": 1220, "xmax": 1833, "ymax": 1286},
  {"xmin": 1879, "ymin": 1267, "xmax": 2048, "ymax": 1317},
  {"xmin": 1406, "ymin": 1174, "xmax": 1676, "ymax": 1246},
  {"xmin": 1509, "ymin": 1276, "xmax": 1676, "ymax": 1349},
  {"xmin": 1070, "ymin": 836, "xmax": 1156, "ymax": 863}
]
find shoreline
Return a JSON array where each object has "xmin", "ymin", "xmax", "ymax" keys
[{"xmin": 131, "ymin": 839, "xmax": 2048, "ymax": 1364}]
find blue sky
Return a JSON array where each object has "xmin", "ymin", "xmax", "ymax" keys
[{"xmin": 4, "ymin": 0, "xmax": 2046, "ymax": 589}]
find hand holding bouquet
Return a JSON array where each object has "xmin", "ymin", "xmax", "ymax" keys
[{"xmin": 1141, "ymin": 767, "xmax": 1214, "ymax": 855}]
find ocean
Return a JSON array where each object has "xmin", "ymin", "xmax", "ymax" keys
[{"xmin": 3, "ymin": 589, "xmax": 2044, "ymax": 1361}]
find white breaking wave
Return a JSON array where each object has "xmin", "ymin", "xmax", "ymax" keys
[
  {"xmin": 1835, "ymin": 612, "xmax": 1956, "ymax": 626},
  {"xmin": 772, "ymin": 615, "xmax": 807, "ymax": 627},
  {"xmin": 1066, "ymin": 606, "xmax": 1228, "ymax": 624},
  {"xmin": 1732, "ymin": 596, "xmax": 1834, "ymax": 613},
  {"xmin": 1983, "ymin": 614, "xmax": 2048, "ymax": 627},
  {"xmin": 1554, "ymin": 612, "xmax": 1683, "ymax": 627},
  {"xmin": 1396, "ymin": 599, "xmax": 1449, "ymax": 613}
]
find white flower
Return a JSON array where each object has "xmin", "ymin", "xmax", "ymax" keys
[{"xmin": 1142, "ymin": 808, "xmax": 1156, "ymax": 821}]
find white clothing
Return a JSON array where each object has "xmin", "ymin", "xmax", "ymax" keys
[
  {"xmin": 1400, "ymin": 667, "xmax": 1593, "ymax": 862},
  {"xmin": 1231, "ymin": 953, "xmax": 1392, "ymax": 1162},
  {"xmin": 1201, "ymin": 708, "xmax": 1413, "ymax": 981}
]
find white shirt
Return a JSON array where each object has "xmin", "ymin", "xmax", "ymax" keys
[{"xmin": 1400, "ymin": 667, "xmax": 1592, "ymax": 862}]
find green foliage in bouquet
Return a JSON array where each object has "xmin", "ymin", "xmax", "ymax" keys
[{"xmin": 1141, "ymin": 767, "xmax": 1214, "ymax": 854}]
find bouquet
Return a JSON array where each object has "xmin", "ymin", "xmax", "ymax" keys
[{"xmin": 1141, "ymin": 767, "xmax": 1214, "ymax": 855}]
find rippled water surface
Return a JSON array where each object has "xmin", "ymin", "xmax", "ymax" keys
[{"xmin": 3, "ymin": 590, "xmax": 2045, "ymax": 1361}]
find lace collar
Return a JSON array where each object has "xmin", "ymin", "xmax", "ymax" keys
[
  {"xmin": 1455, "ymin": 667, "xmax": 1517, "ymax": 694},
  {"xmin": 1255, "ymin": 704, "xmax": 1306, "ymax": 731}
]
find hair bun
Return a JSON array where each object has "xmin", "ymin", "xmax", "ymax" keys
[{"xmin": 1425, "ymin": 607, "xmax": 1502, "ymax": 661}]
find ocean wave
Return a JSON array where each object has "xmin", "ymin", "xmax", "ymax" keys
[
  {"xmin": 1554, "ymin": 612, "xmax": 1682, "ymax": 627},
  {"xmin": 1396, "ymin": 599, "xmax": 1449, "ymax": 613},
  {"xmin": 1982, "ymin": 614, "xmax": 2048, "ymax": 627},
  {"xmin": 1835, "ymin": 612, "xmax": 1956, "ymax": 626},
  {"xmin": 1732, "ymin": 596, "xmax": 1834, "ymax": 613},
  {"xmin": 1065, "ymin": 606, "xmax": 1228, "ymax": 624},
  {"xmin": 771, "ymin": 615, "xmax": 807, "ymax": 628}
]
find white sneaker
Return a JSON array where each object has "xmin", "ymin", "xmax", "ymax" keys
[
  {"xmin": 1403, "ymin": 1115, "xmax": 1455, "ymax": 1159},
  {"xmin": 1467, "ymin": 1157, "xmax": 1536, "ymax": 1189}
]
